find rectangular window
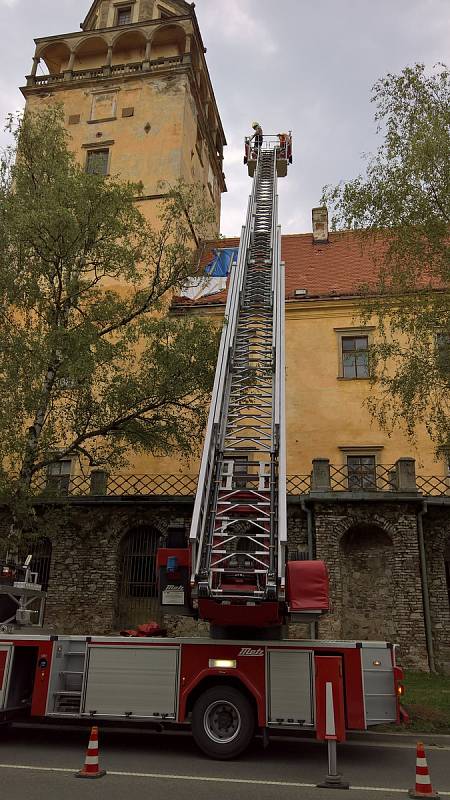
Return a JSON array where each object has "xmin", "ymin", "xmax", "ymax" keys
[
  {"xmin": 47, "ymin": 460, "xmax": 72, "ymax": 494},
  {"xmin": 347, "ymin": 455, "xmax": 376, "ymax": 491},
  {"xmin": 117, "ymin": 6, "xmax": 132, "ymax": 25},
  {"xmin": 342, "ymin": 335, "xmax": 369, "ymax": 379},
  {"xmin": 86, "ymin": 149, "xmax": 109, "ymax": 176}
]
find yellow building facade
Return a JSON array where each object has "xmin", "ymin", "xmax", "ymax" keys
[{"xmin": 21, "ymin": 1, "xmax": 447, "ymax": 490}]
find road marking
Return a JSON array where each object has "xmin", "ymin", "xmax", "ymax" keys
[{"xmin": 0, "ymin": 764, "xmax": 449, "ymax": 795}]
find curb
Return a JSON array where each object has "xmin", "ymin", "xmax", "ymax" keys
[{"xmin": 347, "ymin": 731, "xmax": 450, "ymax": 746}]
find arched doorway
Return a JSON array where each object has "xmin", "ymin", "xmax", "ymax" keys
[
  {"xmin": 339, "ymin": 523, "xmax": 394, "ymax": 641},
  {"xmin": 116, "ymin": 524, "xmax": 160, "ymax": 629}
]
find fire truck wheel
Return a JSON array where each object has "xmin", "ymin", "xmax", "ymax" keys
[{"xmin": 192, "ymin": 685, "xmax": 255, "ymax": 759}]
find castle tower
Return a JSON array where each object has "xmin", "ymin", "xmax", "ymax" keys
[{"xmin": 22, "ymin": 0, "xmax": 226, "ymax": 232}]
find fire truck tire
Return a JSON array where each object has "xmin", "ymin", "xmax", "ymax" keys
[{"xmin": 192, "ymin": 685, "xmax": 255, "ymax": 759}]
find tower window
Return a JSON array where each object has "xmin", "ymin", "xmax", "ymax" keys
[
  {"xmin": 117, "ymin": 7, "xmax": 132, "ymax": 25},
  {"xmin": 86, "ymin": 149, "xmax": 109, "ymax": 176}
]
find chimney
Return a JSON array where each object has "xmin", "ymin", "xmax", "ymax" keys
[{"xmin": 312, "ymin": 207, "xmax": 329, "ymax": 244}]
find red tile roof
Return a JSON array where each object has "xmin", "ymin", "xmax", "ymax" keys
[{"xmin": 173, "ymin": 231, "xmax": 387, "ymax": 307}]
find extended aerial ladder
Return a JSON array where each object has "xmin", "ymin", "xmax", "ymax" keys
[{"xmin": 188, "ymin": 137, "xmax": 290, "ymax": 629}]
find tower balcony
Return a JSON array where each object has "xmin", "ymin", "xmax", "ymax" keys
[
  {"xmin": 25, "ymin": 20, "xmax": 194, "ymax": 89},
  {"xmin": 26, "ymin": 51, "xmax": 190, "ymax": 88}
]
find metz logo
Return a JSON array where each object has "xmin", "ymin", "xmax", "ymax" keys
[{"xmin": 238, "ymin": 647, "xmax": 264, "ymax": 657}]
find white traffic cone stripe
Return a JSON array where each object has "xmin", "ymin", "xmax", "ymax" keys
[
  {"xmin": 416, "ymin": 775, "xmax": 432, "ymax": 785},
  {"xmin": 416, "ymin": 758, "xmax": 428, "ymax": 768}
]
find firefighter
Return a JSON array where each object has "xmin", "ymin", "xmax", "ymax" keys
[
  {"xmin": 278, "ymin": 132, "xmax": 288, "ymax": 158},
  {"xmin": 250, "ymin": 122, "xmax": 263, "ymax": 156},
  {"xmin": 278, "ymin": 131, "xmax": 293, "ymax": 163}
]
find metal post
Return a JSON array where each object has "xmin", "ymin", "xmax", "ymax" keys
[
  {"xmin": 417, "ymin": 502, "xmax": 436, "ymax": 673},
  {"xmin": 317, "ymin": 682, "xmax": 349, "ymax": 790},
  {"xmin": 317, "ymin": 739, "xmax": 349, "ymax": 790}
]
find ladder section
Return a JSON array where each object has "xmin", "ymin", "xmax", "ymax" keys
[
  {"xmin": 190, "ymin": 147, "xmax": 287, "ymax": 613},
  {"xmin": 47, "ymin": 639, "xmax": 87, "ymax": 715}
]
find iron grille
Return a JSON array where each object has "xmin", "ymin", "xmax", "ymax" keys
[{"xmin": 116, "ymin": 524, "xmax": 161, "ymax": 630}]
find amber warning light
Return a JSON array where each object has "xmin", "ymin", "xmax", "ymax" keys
[{"xmin": 209, "ymin": 659, "xmax": 237, "ymax": 669}]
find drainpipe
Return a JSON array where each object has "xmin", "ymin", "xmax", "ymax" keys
[
  {"xmin": 300, "ymin": 498, "xmax": 314, "ymax": 559},
  {"xmin": 417, "ymin": 501, "xmax": 436, "ymax": 673},
  {"xmin": 301, "ymin": 498, "xmax": 317, "ymax": 639}
]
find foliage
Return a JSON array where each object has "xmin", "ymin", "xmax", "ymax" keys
[
  {"xmin": 0, "ymin": 105, "xmax": 219, "ymax": 521},
  {"xmin": 374, "ymin": 671, "xmax": 450, "ymax": 734},
  {"xmin": 323, "ymin": 64, "xmax": 450, "ymax": 455}
]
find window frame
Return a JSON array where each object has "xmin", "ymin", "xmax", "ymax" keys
[
  {"xmin": 116, "ymin": 5, "xmax": 133, "ymax": 26},
  {"xmin": 346, "ymin": 453, "xmax": 377, "ymax": 491},
  {"xmin": 155, "ymin": 3, "xmax": 177, "ymax": 19},
  {"xmin": 334, "ymin": 327, "xmax": 374, "ymax": 381},
  {"xmin": 46, "ymin": 458, "xmax": 73, "ymax": 494},
  {"xmin": 85, "ymin": 147, "xmax": 111, "ymax": 176}
]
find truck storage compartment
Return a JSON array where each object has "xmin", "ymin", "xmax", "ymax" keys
[
  {"xmin": 82, "ymin": 645, "xmax": 179, "ymax": 719},
  {"xmin": 267, "ymin": 649, "xmax": 314, "ymax": 726},
  {"xmin": 362, "ymin": 645, "xmax": 397, "ymax": 724},
  {"xmin": 0, "ymin": 644, "xmax": 38, "ymax": 715}
]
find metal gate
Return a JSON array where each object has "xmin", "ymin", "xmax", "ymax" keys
[
  {"xmin": 116, "ymin": 525, "xmax": 161, "ymax": 630},
  {"xmin": 19, "ymin": 538, "xmax": 52, "ymax": 591}
]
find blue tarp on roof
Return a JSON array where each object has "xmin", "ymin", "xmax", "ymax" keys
[{"xmin": 205, "ymin": 248, "xmax": 239, "ymax": 277}]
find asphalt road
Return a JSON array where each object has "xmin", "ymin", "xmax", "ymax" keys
[{"xmin": 0, "ymin": 724, "xmax": 449, "ymax": 800}]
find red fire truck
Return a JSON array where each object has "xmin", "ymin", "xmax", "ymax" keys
[{"xmin": 0, "ymin": 137, "xmax": 404, "ymax": 759}]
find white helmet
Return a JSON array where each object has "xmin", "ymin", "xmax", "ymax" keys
[{"xmin": 252, "ymin": 121, "xmax": 260, "ymax": 129}]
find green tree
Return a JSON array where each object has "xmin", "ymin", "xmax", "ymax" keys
[
  {"xmin": 323, "ymin": 63, "xmax": 449, "ymax": 456},
  {"xmin": 0, "ymin": 106, "xmax": 218, "ymax": 541}
]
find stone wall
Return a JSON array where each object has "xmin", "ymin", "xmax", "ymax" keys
[
  {"xmin": 313, "ymin": 502, "xmax": 430, "ymax": 670},
  {"xmin": 1, "ymin": 497, "xmax": 448, "ymax": 672},
  {"xmin": 0, "ymin": 502, "xmax": 192, "ymax": 635},
  {"xmin": 424, "ymin": 507, "xmax": 450, "ymax": 674}
]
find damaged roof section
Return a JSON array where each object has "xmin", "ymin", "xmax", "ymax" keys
[{"xmin": 173, "ymin": 231, "xmax": 388, "ymax": 308}]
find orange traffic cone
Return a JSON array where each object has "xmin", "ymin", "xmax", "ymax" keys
[
  {"xmin": 76, "ymin": 726, "xmax": 106, "ymax": 779},
  {"xmin": 409, "ymin": 742, "xmax": 440, "ymax": 798}
]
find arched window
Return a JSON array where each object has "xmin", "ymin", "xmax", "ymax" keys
[{"xmin": 116, "ymin": 524, "xmax": 160, "ymax": 629}]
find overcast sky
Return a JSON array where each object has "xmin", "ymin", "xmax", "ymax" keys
[{"xmin": 0, "ymin": 0, "xmax": 448, "ymax": 236}]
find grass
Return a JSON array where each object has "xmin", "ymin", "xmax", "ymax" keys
[{"xmin": 374, "ymin": 670, "xmax": 450, "ymax": 734}]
